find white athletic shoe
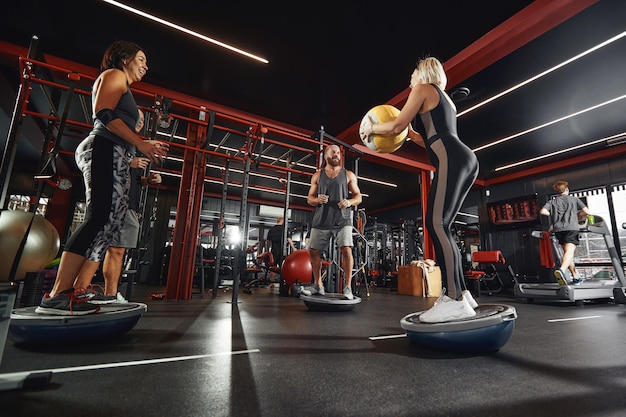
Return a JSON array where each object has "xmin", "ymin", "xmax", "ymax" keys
[
  {"xmin": 434, "ymin": 290, "xmax": 477, "ymax": 309},
  {"xmin": 343, "ymin": 286, "xmax": 354, "ymax": 300},
  {"xmin": 115, "ymin": 292, "xmax": 129, "ymax": 304},
  {"xmin": 301, "ymin": 284, "xmax": 324, "ymax": 296},
  {"xmin": 462, "ymin": 290, "xmax": 478, "ymax": 309},
  {"xmin": 419, "ymin": 295, "xmax": 476, "ymax": 323},
  {"xmin": 432, "ymin": 292, "xmax": 448, "ymax": 305}
]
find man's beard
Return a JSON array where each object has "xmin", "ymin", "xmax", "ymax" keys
[{"xmin": 327, "ymin": 157, "xmax": 341, "ymax": 167}]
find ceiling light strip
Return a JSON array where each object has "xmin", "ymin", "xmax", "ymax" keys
[
  {"xmin": 101, "ymin": 0, "xmax": 269, "ymax": 64},
  {"xmin": 458, "ymin": 30, "xmax": 626, "ymax": 118},
  {"xmin": 357, "ymin": 177, "xmax": 397, "ymax": 188},
  {"xmin": 494, "ymin": 131, "xmax": 626, "ymax": 172},
  {"xmin": 474, "ymin": 93, "xmax": 626, "ymax": 152}
]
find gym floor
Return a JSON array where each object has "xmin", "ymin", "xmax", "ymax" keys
[{"xmin": 1, "ymin": 284, "xmax": 626, "ymax": 417}]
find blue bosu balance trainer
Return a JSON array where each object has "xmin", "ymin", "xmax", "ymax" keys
[
  {"xmin": 9, "ymin": 303, "xmax": 147, "ymax": 345},
  {"xmin": 400, "ymin": 304, "xmax": 517, "ymax": 353}
]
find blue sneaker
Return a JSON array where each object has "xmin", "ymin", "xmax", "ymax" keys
[
  {"xmin": 554, "ymin": 269, "xmax": 567, "ymax": 286},
  {"xmin": 572, "ymin": 278, "xmax": 584, "ymax": 285},
  {"xmin": 35, "ymin": 288, "xmax": 100, "ymax": 316}
]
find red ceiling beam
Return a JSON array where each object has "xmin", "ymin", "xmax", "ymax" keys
[
  {"xmin": 442, "ymin": 0, "xmax": 598, "ymax": 90},
  {"xmin": 391, "ymin": 0, "xmax": 599, "ymax": 107},
  {"xmin": 338, "ymin": 0, "xmax": 599, "ymax": 149}
]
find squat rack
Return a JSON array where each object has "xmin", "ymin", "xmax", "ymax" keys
[{"xmin": 0, "ymin": 35, "xmax": 365, "ymax": 302}]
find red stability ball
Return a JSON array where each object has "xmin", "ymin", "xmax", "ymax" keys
[{"xmin": 281, "ymin": 249, "xmax": 312, "ymax": 286}]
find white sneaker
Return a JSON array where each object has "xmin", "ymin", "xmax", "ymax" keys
[
  {"xmin": 432, "ymin": 291, "xmax": 448, "ymax": 305},
  {"xmin": 419, "ymin": 295, "xmax": 476, "ymax": 323},
  {"xmin": 116, "ymin": 292, "xmax": 129, "ymax": 304},
  {"xmin": 343, "ymin": 286, "xmax": 354, "ymax": 300},
  {"xmin": 301, "ymin": 284, "xmax": 324, "ymax": 296},
  {"xmin": 435, "ymin": 290, "xmax": 477, "ymax": 309},
  {"xmin": 462, "ymin": 290, "xmax": 478, "ymax": 309}
]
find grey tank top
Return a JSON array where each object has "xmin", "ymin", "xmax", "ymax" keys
[{"xmin": 311, "ymin": 167, "xmax": 352, "ymax": 229}]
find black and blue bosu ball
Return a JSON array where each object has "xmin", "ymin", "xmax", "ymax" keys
[
  {"xmin": 9, "ymin": 303, "xmax": 147, "ymax": 345},
  {"xmin": 400, "ymin": 304, "xmax": 517, "ymax": 353},
  {"xmin": 300, "ymin": 293, "xmax": 361, "ymax": 312}
]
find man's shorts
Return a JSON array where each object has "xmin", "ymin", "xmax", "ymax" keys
[
  {"xmin": 110, "ymin": 209, "xmax": 140, "ymax": 249},
  {"xmin": 555, "ymin": 230, "xmax": 580, "ymax": 246},
  {"xmin": 309, "ymin": 226, "xmax": 353, "ymax": 251}
]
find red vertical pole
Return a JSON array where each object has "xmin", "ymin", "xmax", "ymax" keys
[{"xmin": 166, "ymin": 114, "xmax": 206, "ymax": 300}]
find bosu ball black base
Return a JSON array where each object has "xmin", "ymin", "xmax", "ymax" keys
[{"xmin": 300, "ymin": 293, "xmax": 361, "ymax": 312}]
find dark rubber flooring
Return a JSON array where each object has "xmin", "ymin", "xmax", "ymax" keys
[{"xmin": 1, "ymin": 283, "xmax": 626, "ymax": 417}]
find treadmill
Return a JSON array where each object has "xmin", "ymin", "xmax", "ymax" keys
[{"xmin": 514, "ymin": 215, "xmax": 626, "ymax": 305}]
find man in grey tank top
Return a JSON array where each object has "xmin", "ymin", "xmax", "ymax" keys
[{"xmin": 302, "ymin": 145, "xmax": 362, "ymax": 299}]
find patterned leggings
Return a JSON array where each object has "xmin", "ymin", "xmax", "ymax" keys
[{"xmin": 65, "ymin": 135, "xmax": 130, "ymax": 262}]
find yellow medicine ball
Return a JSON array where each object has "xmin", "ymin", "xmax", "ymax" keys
[{"xmin": 359, "ymin": 104, "xmax": 408, "ymax": 153}]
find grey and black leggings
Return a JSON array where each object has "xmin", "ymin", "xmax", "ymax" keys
[
  {"xmin": 64, "ymin": 134, "xmax": 130, "ymax": 262},
  {"xmin": 425, "ymin": 134, "xmax": 479, "ymax": 300}
]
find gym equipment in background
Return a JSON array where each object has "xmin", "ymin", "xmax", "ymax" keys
[
  {"xmin": 243, "ymin": 250, "xmax": 281, "ymax": 295},
  {"xmin": 514, "ymin": 215, "xmax": 626, "ymax": 306},
  {"xmin": 464, "ymin": 250, "xmax": 515, "ymax": 296}
]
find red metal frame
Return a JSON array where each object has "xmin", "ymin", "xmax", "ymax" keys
[{"xmin": 2, "ymin": 43, "xmax": 376, "ymax": 299}]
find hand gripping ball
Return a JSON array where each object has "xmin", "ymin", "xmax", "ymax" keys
[{"xmin": 359, "ymin": 104, "xmax": 408, "ymax": 153}]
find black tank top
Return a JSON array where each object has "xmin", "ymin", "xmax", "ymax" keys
[
  {"xmin": 91, "ymin": 72, "xmax": 139, "ymax": 153},
  {"xmin": 311, "ymin": 167, "xmax": 352, "ymax": 229},
  {"xmin": 412, "ymin": 84, "xmax": 458, "ymax": 142}
]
